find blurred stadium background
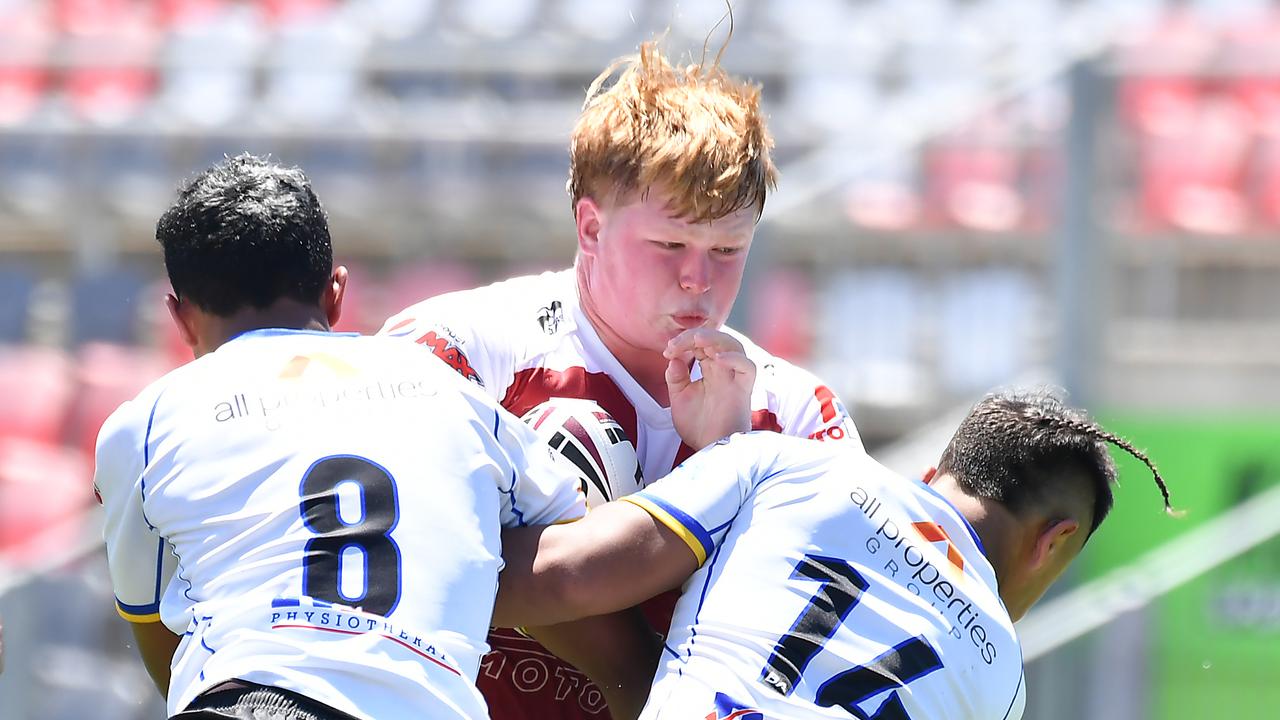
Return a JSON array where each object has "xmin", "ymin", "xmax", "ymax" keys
[{"xmin": 0, "ymin": 0, "xmax": 1278, "ymax": 717}]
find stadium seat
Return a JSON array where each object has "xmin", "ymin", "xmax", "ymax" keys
[
  {"xmin": 0, "ymin": 437, "xmax": 91, "ymax": 566},
  {"xmin": 0, "ymin": 345, "xmax": 74, "ymax": 446},
  {"xmin": 935, "ymin": 268, "xmax": 1037, "ymax": 394},
  {"xmin": 259, "ymin": 4, "xmax": 367, "ymax": 128},
  {"xmin": 745, "ymin": 267, "xmax": 815, "ymax": 364},
  {"xmin": 69, "ymin": 267, "xmax": 152, "ymax": 346},
  {"xmin": 0, "ymin": 1, "xmax": 54, "ymax": 126},
  {"xmin": 64, "ymin": 342, "xmax": 173, "ymax": 457},
  {"xmin": 0, "ymin": 264, "xmax": 39, "ymax": 342},
  {"xmin": 156, "ymin": 1, "xmax": 261, "ymax": 128},
  {"xmin": 923, "ymin": 120, "xmax": 1026, "ymax": 233},
  {"xmin": 383, "ymin": 259, "xmax": 479, "ymax": 320},
  {"xmin": 814, "ymin": 268, "xmax": 926, "ymax": 408},
  {"xmin": 57, "ymin": 0, "xmax": 160, "ymax": 126}
]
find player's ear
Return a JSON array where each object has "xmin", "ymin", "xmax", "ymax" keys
[
  {"xmin": 165, "ymin": 292, "xmax": 199, "ymax": 349},
  {"xmin": 1030, "ymin": 517, "xmax": 1080, "ymax": 571},
  {"xmin": 323, "ymin": 265, "xmax": 348, "ymax": 328},
  {"xmin": 575, "ymin": 197, "xmax": 603, "ymax": 257}
]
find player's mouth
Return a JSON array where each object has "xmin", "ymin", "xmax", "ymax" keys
[{"xmin": 672, "ymin": 313, "xmax": 708, "ymax": 329}]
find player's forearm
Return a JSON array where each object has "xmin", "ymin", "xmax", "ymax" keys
[
  {"xmin": 130, "ymin": 621, "xmax": 181, "ymax": 698},
  {"xmin": 497, "ymin": 504, "xmax": 697, "ymax": 627},
  {"xmin": 525, "ymin": 611, "xmax": 661, "ymax": 720}
]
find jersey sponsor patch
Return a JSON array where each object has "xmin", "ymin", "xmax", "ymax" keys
[{"xmin": 416, "ymin": 330, "xmax": 483, "ymax": 386}]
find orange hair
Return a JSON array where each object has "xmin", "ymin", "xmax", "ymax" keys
[{"xmin": 567, "ymin": 41, "xmax": 777, "ymax": 223}]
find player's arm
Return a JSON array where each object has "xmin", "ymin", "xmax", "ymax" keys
[
  {"xmin": 131, "ymin": 621, "xmax": 181, "ymax": 696},
  {"xmin": 524, "ymin": 611, "xmax": 661, "ymax": 720},
  {"xmin": 494, "ymin": 500, "xmax": 699, "ymax": 628},
  {"xmin": 94, "ymin": 401, "xmax": 181, "ymax": 698}
]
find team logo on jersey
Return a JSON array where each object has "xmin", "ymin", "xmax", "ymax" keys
[
  {"xmin": 705, "ymin": 693, "xmax": 764, "ymax": 720},
  {"xmin": 416, "ymin": 330, "xmax": 483, "ymax": 386},
  {"xmin": 911, "ymin": 521, "xmax": 964, "ymax": 575},
  {"xmin": 537, "ymin": 300, "xmax": 563, "ymax": 335},
  {"xmin": 279, "ymin": 353, "xmax": 359, "ymax": 379}
]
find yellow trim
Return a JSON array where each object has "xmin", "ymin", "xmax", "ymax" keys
[
  {"xmin": 116, "ymin": 604, "xmax": 161, "ymax": 623},
  {"xmin": 621, "ymin": 495, "xmax": 707, "ymax": 567}
]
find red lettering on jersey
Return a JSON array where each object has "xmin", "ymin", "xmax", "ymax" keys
[
  {"xmin": 807, "ymin": 424, "xmax": 848, "ymax": 442},
  {"xmin": 416, "ymin": 331, "xmax": 482, "ymax": 385},
  {"xmin": 815, "ymin": 385, "xmax": 839, "ymax": 423}
]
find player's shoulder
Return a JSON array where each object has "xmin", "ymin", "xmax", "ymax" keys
[
  {"xmin": 93, "ymin": 359, "xmax": 193, "ymax": 461},
  {"xmin": 712, "ymin": 431, "xmax": 863, "ymax": 475},
  {"xmin": 382, "ymin": 269, "xmax": 574, "ymax": 337},
  {"xmin": 722, "ymin": 325, "xmax": 828, "ymax": 394}
]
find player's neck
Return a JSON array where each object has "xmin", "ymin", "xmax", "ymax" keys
[{"xmin": 194, "ymin": 302, "xmax": 332, "ymax": 357}]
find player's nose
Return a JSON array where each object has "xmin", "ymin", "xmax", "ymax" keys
[{"xmin": 678, "ymin": 252, "xmax": 711, "ymax": 294}]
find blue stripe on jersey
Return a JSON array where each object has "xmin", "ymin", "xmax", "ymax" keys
[
  {"xmin": 636, "ymin": 493, "xmax": 714, "ymax": 562},
  {"xmin": 493, "ymin": 408, "xmax": 526, "ymax": 526},
  {"xmin": 116, "ymin": 597, "xmax": 161, "ymax": 615},
  {"xmin": 681, "ymin": 540, "xmax": 728, "ymax": 673},
  {"xmin": 1002, "ymin": 668, "xmax": 1026, "ymax": 720},
  {"xmin": 139, "ymin": 390, "xmax": 165, "ymax": 532},
  {"xmin": 152, "ymin": 536, "xmax": 165, "ymax": 606}
]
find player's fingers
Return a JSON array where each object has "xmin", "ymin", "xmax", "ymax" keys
[
  {"xmin": 664, "ymin": 354, "xmax": 693, "ymax": 392},
  {"xmin": 704, "ymin": 351, "xmax": 756, "ymax": 386},
  {"xmin": 666, "ymin": 327, "xmax": 745, "ymax": 358}
]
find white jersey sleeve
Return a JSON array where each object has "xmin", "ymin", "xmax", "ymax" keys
[
  {"xmin": 470, "ymin": 388, "xmax": 587, "ymax": 529},
  {"xmin": 620, "ymin": 433, "xmax": 778, "ymax": 567},
  {"xmin": 94, "ymin": 386, "xmax": 182, "ymax": 629},
  {"xmin": 378, "ymin": 284, "xmax": 519, "ymax": 399}
]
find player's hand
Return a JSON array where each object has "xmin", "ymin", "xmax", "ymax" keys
[{"xmin": 665, "ymin": 328, "xmax": 755, "ymax": 450}]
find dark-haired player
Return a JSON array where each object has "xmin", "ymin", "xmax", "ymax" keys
[
  {"xmin": 497, "ymin": 389, "xmax": 1176, "ymax": 719},
  {"xmin": 94, "ymin": 154, "xmax": 591, "ymax": 719}
]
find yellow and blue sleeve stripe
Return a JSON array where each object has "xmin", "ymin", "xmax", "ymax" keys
[
  {"xmin": 622, "ymin": 494, "xmax": 714, "ymax": 567},
  {"xmin": 116, "ymin": 598, "xmax": 161, "ymax": 623}
]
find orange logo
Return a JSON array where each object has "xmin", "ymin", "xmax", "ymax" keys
[
  {"xmin": 278, "ymin": 353, "xmax": 359, "ymax": 379},
  {"xmin": 912, "ymin": 521, "xmax": 964, "ymax": 575}
]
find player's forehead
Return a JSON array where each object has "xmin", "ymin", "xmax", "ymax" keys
[{"xmin": 608, "ymin": 187, "xmax": 758, "ymax": 240}]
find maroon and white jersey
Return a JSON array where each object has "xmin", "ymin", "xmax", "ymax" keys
[{"xmin": 378, "ymin": 268, "xmax": 864, "ymax": 720}]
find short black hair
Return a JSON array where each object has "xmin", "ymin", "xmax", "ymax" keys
[
  {"xmin": 157, "ymin": 153, "xmax": 332, "ymax": 316},
  {"xmin": 936, "ymin": 388, "xmax": 1172, "ymax": 538}
]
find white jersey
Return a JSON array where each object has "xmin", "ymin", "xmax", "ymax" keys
[
  {"xmin": 380, "ymin": 268, "xmax": 866, "ymax": 718},
  {"xmin": 94, "ymin": 328, "xmax": 585, "ymax": 720},
  {"xmin": 379, "ymin": 269, "xmax": 863, "ymax": 487},
  {"xmin": 623, "ymin": 433, "xmax": 1025, "ymax": 720}
]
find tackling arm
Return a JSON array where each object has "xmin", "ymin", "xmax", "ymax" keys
[
  {"xmin": 524, "ymin": 612, "xmax": 662, "ymax": 720},
  {"xmin": 130, "ymin": 620, "xmax": 181, "ymax": 697},
  {"xmin": 494, "ymin": 501, "xmax": 699, "ymax": 628}
]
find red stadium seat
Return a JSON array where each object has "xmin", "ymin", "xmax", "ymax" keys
[
  {"xmin": 57, "ymin": 0, "xmax": 160, "ymax": 125},
  {"xmin": 1133, "ymin": 94, "xmax": 1252, "ymax": 235},
  {"xmin": 746, "ymin": 268, "xmax": 815, "ymax": 364},
  {"xmin": 0, "ymin": 2, "xmax": 54, "ymax": 126},
  {"xmin": 0, "ymin": 437, "xmax": 91, "ymax": 566},
  {"xmin": 64, "ymin": 342, "xmax": 173, "ymax": 457},
  {"xmin": 382, "ymin": 260, "xmax": 479, "ymax": 324},
  {"xmin": 0, "ymin": 345, "xmax": 74, "ymax": 446}
]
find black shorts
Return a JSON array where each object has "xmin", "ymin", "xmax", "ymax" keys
[{"xmin": 170, "ymin": 680, "xmax": 360, "ymax": 720}]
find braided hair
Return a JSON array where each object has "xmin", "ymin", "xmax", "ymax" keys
[{"xmin": 936, "ymin": 388, "xmax": 1176, "ymax": 538}]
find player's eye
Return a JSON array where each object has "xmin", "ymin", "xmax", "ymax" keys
[
  {"xmin": 652, "ymin": 240, "xmax": 684, "ymax": 250},
  {"xmin": 714, "ymin": 246, "xmax": 743, "ymax": 256}
]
